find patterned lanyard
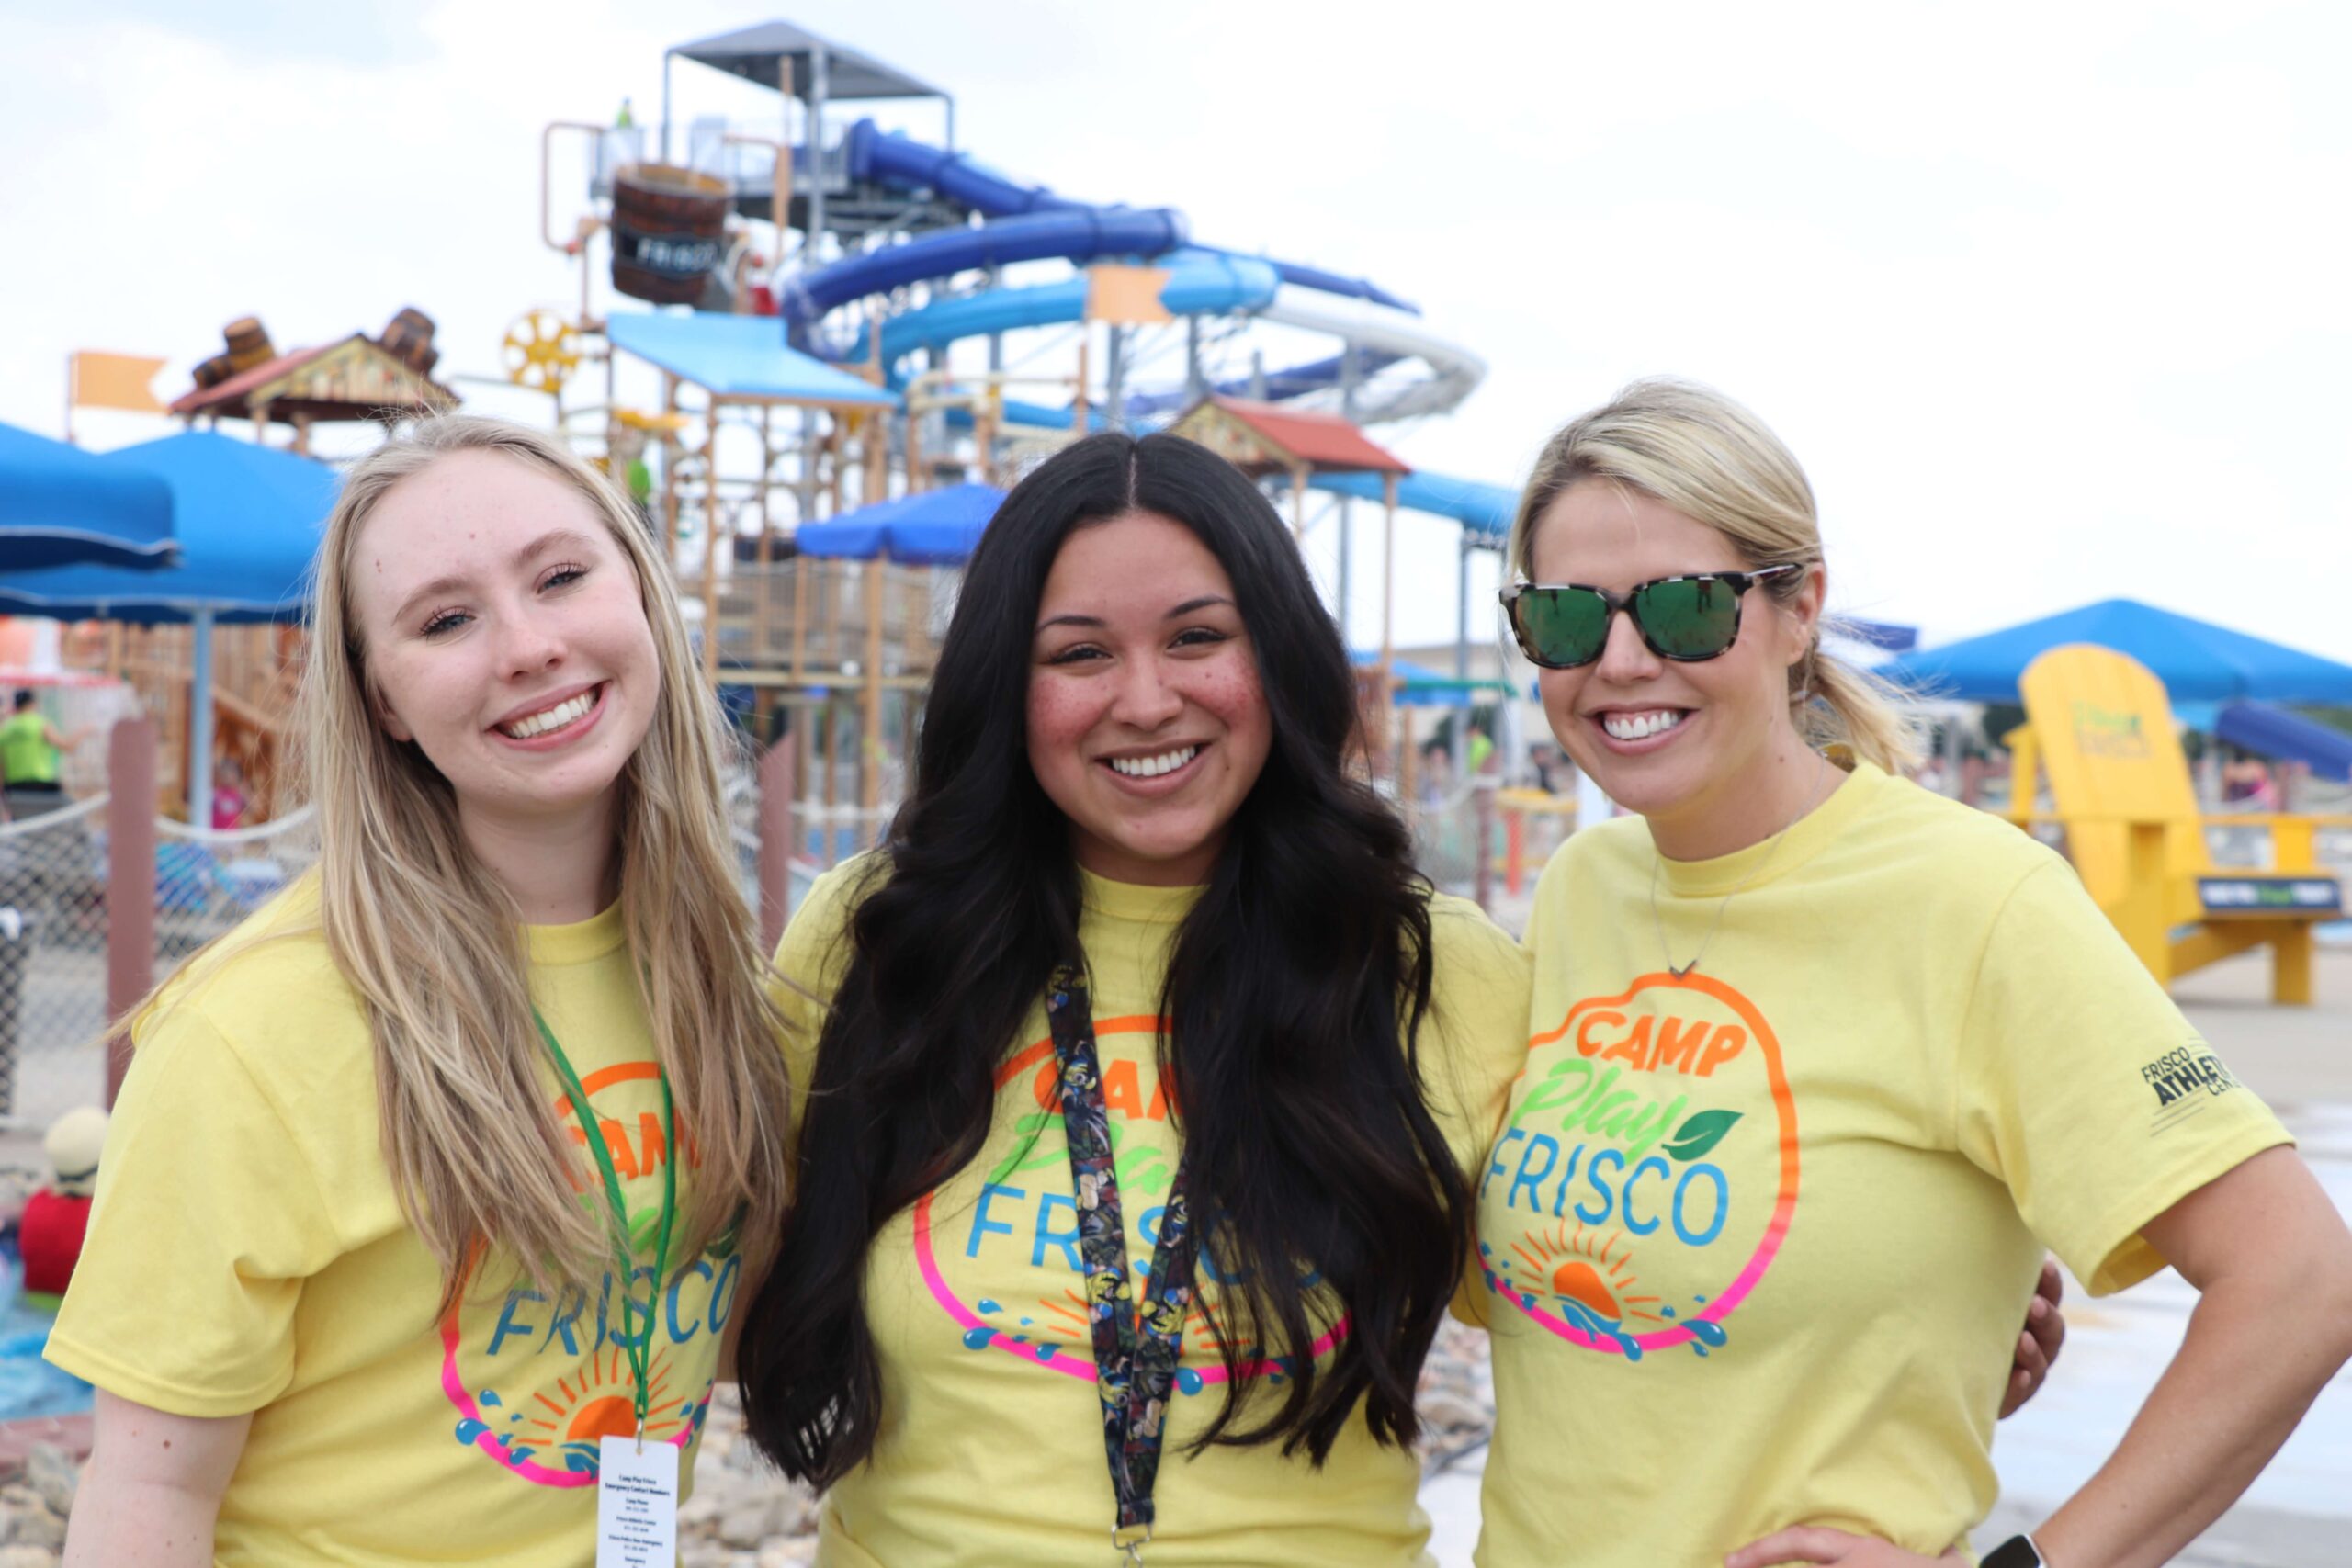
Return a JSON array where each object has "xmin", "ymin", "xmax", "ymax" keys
[{"xmin": 1045, "ymin": 966, "xmax": 1198, "ymax": 1564}]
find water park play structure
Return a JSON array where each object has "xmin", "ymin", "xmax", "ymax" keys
[{"xmin": 517, "ymin": 19, "xmax": 1519, "ymax": 837}]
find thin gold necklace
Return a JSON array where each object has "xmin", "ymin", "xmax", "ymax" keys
[{"xmin": 1647, "ymin": 773, "xmax": 1836, "ymax": 979}]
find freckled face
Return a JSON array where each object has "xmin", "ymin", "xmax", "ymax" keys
[
  {"xmin": 1026, "ymin": 511, "xmax": 1273, "ymax": 887},
  {"xmin": 348, "ymin": 450, "xmax": 660, "ymax": 836}
]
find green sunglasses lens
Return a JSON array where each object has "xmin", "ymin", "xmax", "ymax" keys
[
  {"xmin": 1515, "ymin": 588, "xmax": 1610, "ymax": 666},
  {"xmin": 1634, "ymin": 577, "xmax": 1743, "ymax": 659}
]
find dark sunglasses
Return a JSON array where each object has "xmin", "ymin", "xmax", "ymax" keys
[{"xmin": 1499, "ymin": 564, "xmax": 1802, "ymax": 669}]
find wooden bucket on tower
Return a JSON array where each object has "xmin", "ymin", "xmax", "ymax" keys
[{"xmin": 609, "ymin": 165, "xmax": 730, "ymax": 305}]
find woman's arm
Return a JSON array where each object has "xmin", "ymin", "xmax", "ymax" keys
[
  {"xmin": 2029, "ymin": 1145, "xmax": 2352, "ymax": 1568},
  {"xmin": 62, "ymin": 1391, "xmax": 251, "ymax": 1568},
  {"xmin": 1728, "ymin": 1146, "xmax": 2352, "ymax": 1568}
]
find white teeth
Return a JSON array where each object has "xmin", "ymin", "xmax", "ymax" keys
[
  {"xmin": 1601, "ymin": 710, "xmax": 1685, "ymax": 742},
  {"xmin": 503, "ymin": 689, "xmax": 595, "ymax": 739},
  {"xmin": 1108, "ymin": 746, "xmax": 1200, "ymax": 779}
]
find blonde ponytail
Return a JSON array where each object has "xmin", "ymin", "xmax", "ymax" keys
[{"xmin": 1797, "ymin": 635, "xmax": 1922, "ymax": 774}]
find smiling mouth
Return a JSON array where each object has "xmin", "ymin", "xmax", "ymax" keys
[
  {"xmin": 1597, "ymin": 709, "xmax": 1687, "ymax": 742},
  {"xmin": 498, "ymin": 684, "xmax": 602, "ymax": 740},
  {"xmin": 1104, "ymin": 745, "xmax": 1201, "ymax": 779}
]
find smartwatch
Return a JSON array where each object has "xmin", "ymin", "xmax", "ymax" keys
[{"xmin": 1982, "ymin": 1536, "xmax": 2043, "ymax": 1568}]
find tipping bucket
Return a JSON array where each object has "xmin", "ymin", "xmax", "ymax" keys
[{"xmin": 609, "ymin": 164, "xmax": 730, "ymax": 306}]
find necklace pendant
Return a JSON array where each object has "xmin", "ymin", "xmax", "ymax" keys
[{"xmin": 1668, "ymin": 960, "xmax": 1698, "ymax": 979}]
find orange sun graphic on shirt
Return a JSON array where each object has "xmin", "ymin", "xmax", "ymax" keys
[
  {"xmin": 1507, "ymin": 1224, "xmax": 1667, "ymax": 1326},
  {"xmin": 524, "ymin": 1343, "xmax": 691, "ymax": 1446}
]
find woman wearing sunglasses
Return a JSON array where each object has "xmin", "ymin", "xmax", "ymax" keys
[{"xmin": 1480, "ymin": 378, "xmax": 2352, "ymax": 1568}]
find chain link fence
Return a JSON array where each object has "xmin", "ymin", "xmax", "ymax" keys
[
  {"xmin": 0, "ymin": 800, "xmax": 321, "ymax": 1133},
  {"xmin": 0, "ymin": 796, "xmax": 113, "ymax": 1128}
]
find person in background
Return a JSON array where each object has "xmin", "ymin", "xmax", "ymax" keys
[
  {"xmin": 209, "ymin": 755, "xmax": 249, "ymax": 831},
  {"xmin": 1464, "ymin": 713, "xmax": 1496, "ymax": 777},
  {"xmin": 0, "ymin": 692, "xmax": 77, "ymax": 816},
  {"xmin": 17, "ymin": 1107, "xmax": 107, "ymax": 1308}
]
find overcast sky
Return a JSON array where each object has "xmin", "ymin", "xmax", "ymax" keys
[{"xmin": 6, "ymin": 0, "xmax": 2348, "ymax": 660}]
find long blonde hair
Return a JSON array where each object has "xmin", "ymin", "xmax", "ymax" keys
[
  {"xmin": 1508, "ymin": 378, "xmax": 1921, "ymax": 773},
  {"xmin": 265, "ymin": 415, "xmax": 787, "ymax": 1302}
]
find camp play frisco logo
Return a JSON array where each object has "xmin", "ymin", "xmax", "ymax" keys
[{"xmin": 1479, "ymin": 972, "xmax": 1798, "ymax": 1362}]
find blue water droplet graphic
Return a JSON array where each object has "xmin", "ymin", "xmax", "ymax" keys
[
  {"xmin": 479, "ymin": 1389, "xmax": 503, "ymax": 1408},
  {"xmin": 977, "ymin": 1299, "xmax": 1002, "ymax": 1314},
  {"xmin": 962, "ymin": 1326, "xmax": 997, "ymax": 1350},
  {"xmin": 454, "ymin": 1418, "xmax": 488, "ymax": 1446},
  {"xmin": 1019, "ymin": 1316, "xmax": 1034, "ymax": 1326},
  {"xmin": 511, "ymin": 1446, "xmax": 536, "ymax": 1463},
  {"xmin": 1175, "ymin": 1368, "xmax": 1204, "ymax": 1395},
  {"xmin": 1034, "ymin": 1345, "xmax": 1057, "ymax": 1362},
  {"xmin": 1660, "ymin": 1304, "xmax": 1678, "ymax": 1318},
  {"xmin": 1688, "ymin": 1318, "xmax": 1727, "ymax": 1348}
]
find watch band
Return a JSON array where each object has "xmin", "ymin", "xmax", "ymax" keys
[{"xmin": 1982, "ymin": 1534, "xmax": 2043, "ymax": 1568}]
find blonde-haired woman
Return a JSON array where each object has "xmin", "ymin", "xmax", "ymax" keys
[
  {"xmin": 1476, "ymin": 379, "xmax": 2352, "ymax": 1567},
  {"xmin": 50, "ymin": 416, "xmax": 793, "ymax": 1565}
]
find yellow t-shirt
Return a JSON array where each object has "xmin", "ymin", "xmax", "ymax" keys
[
  {"xmin": 1473, "ymin": 762, "xmax": 2291, "ymax": 1566},
  {"xmin": 49, "ymin": 875, "xmax": 737, "ymax": 1568},
  {"xmin": 773, "ymin": 859, "xmax": 1532, "ymax": 1568}
]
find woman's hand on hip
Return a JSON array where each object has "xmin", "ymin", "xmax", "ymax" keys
[{"xmin": 2000, "ymin": 1255, "xmax": 2067, "ymax": 1418}]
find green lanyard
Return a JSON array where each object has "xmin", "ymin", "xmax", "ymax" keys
[{"xmin": 531, "ymin": 1006, "xmax": 677, "ymax": 1439}]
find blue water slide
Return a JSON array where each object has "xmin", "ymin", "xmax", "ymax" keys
[
  {"xmin": 846, "ymin": 119, "xmax": 1091, "ymax": 217},
  {"xmin": 850, "ymin": 251, "xmax": 1283, "ymax": 382},
  {"xmin": 1122, "ymin": 347, "xmax": 1408, "ymax": 418},
  {"xmin": 835, "ymin": 120, "xmax": 1419, "ymax": 315},
  {"xmin": 779, "ymin": 207, "xmax": 1190, "ymax": 329}
]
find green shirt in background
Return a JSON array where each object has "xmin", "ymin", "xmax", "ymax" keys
[{"xmin": 0, "ymin": 712, "xmax": 59, "ymax": 785}]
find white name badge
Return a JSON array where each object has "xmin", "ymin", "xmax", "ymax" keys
[{"xmin": 596, "ymin": 1435, "xmax": 680, "ymax": 1568}]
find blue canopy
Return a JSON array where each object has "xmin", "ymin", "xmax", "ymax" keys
[
  {"xmin": 0, "ymin": 421, "xmax": 176, "ymax": 570},
  {"xmin": 2214, "ymin": 702, "xmax": 2352, "ymax": 783},
  {"xmin": 0, "ymin": 431, "xmax": 336, "ymax": 623},
  {"xmin": 1351, "ymin": 651, "xmax": 1513, "ymax": 708},
  {"xmin": 1879, "ymin": 598, "xmax": 2352, "ymax": 706},
  {"xmin": 795, "ymin": 483, "xmax": 1003, "ymax": 565},
  {"xmin": 605, "ymin": 312, "xmax": 900, "ymax": 406}
]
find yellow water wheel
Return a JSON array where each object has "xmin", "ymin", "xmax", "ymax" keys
[{"xmin": 502, "ymin": 310, "xmax": 582, "ymax": 393}]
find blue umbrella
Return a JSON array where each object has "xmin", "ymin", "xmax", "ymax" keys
[
  {"xmin": 0, "ymin": 422, "xmax": 175, "ymax": 569},
  {"xmin": 0, "ymin": 430, "xmax": 334, "ymax": 623},
  {"xmin": 795, "ymin": 483, "xmax": 1003, "ymax": 565},
  {"xmin": 0, "ymin": 430, "xmax": 339, "ymax": 820},
  {"xmin": 1880, "ymin": 598, "xmax": 2352, "ymax": 706}
]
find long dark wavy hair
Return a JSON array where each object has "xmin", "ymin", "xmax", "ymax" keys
[{"xmin": 736, "ymin": 431, "xmax": 1469, "ymax": 1483}]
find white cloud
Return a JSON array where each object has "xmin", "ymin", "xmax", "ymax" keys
[{"xmin": 5, "ymin": 0, "xmax": 2346, "ymax": 660}]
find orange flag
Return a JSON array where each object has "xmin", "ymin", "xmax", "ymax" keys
[
  {"xmin": 1084, "ymin": 265, "xmax": 1172, "ymax": 326},
  {"xmin": 70, "ymin": 352, "xmax": 168, "ymax": 414}
]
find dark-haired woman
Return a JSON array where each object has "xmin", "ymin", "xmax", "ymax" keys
[{"xmin": 735, "ymin": 432, "xmax": 1532, "ymax": 1565}]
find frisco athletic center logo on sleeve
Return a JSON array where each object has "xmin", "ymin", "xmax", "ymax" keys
[{"xmin": 2139, "ymin": 1042, "xmax": 2243, "ymax": 1133}]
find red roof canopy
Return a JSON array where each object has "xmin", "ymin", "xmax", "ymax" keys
[{"xmin": 1172, "ymin": 395, "xmax": 1412, "ymax": 477}]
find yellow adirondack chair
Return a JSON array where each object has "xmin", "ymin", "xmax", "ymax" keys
[{"xmin": 2004, "ymin": 644, "xmax": 2347, "ymax": 1004}]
